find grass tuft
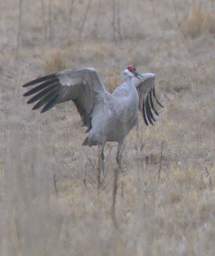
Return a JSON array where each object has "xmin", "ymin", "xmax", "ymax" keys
[{"xmin": 181, "ymin": 4, "xmax": 215, "ymax": 38}]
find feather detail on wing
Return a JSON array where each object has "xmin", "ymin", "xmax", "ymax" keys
[
  {"xmin": 22, "ymin": 68, "xmax": 106, "ymax": 130},
  {"xmin": 134, "ymin": 73, "xmax": 163, "ymax": 126}
]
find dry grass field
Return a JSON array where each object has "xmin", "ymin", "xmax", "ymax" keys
[{"xmin": 0, "ymin": 0, "xmax": 215, "ymax": 255}]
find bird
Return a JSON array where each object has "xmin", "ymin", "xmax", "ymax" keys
[{"xmin": 22, "ymin": 65, "xmax": 163, "ymax": 187}]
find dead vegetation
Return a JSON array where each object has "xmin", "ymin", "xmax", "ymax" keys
[
  {"xmin": 181, "ymin": 3, "xmax": 215, "ymax": 38},
  {"xmin": 43, "ymin": 49, "xmax": 67, "ymax": 73}
]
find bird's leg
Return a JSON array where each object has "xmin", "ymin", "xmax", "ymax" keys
[
  {"xmin": 112, "ymin": 166, "xmax": 119, "ymax": 228},
  {"xmin": 135, "ymin": 119, "xmax": 140, "ymax": 152},
  {"xmin": 112, "ymin": 141, "xmax": 124, "ymax": 228},
  {"xmin": 97, "ymin": 143, "xmax": 105, "ymax": 189},
  {"xmin": 111, "ymin": 141, "xmax": 125, "ymax": 227},
  {"xmin": 116, "ymin": 141, "xmax": 124, "ymax": 171},
  {"xmin": 135, "ymin": 119, "xmax": 143, "ymax": 152}
]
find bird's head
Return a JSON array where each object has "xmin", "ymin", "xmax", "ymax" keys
[{"xmin": 123, "ymin": 65, "xmax": 142, "ymax": 81}]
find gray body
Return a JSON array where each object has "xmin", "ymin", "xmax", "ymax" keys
[{"xmin": 87, "ymin": 77, "xmax": 139, "ymax": 145}]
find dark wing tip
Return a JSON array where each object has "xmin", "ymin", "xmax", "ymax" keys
[
  {"xmin": 23, "ymin": 79, "xmax": 58, "ymax": 97},
  {"xmin": 143, "ymin": 95, "xmax": 154, "ymax": 126},
  {"xmin": 22, "ymin": 73, "xmax": 56, "ymax": 87},
  {"xmin": 146, "ymin": 94, "xmax": 156, "ymax": 124},
  {"xmin": 31, "ymin": 89, "xmax": 59, "ymax": 111},
  {"xmin": 149, "ymin": 90, "xmax": 159, "ymax": 116},
  {"xmin": 40, "ymin": 95, "xmax": 59, "ymax": 113},
  {"xmin": 23, "ymin": 72, "xmax": 60, "ymax": 113},
  {"xmin": 152, "ymin": 87, "xmax": 164, "ymax": 108},
  {"xmin": 142, "ymin": 100, "xmax": 149, "ymax": 126},
  {"xmin": 26, "ymin": 83, "xmax": 59, "ymax": 104},
  {"xmin": 142, "ymin": 91, "xmax": 162, "ymax": 126}
]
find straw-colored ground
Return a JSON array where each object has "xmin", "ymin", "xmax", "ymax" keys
[{"xmin": 0, "ymin": 0, "xmax": 215, "ymax": 255}]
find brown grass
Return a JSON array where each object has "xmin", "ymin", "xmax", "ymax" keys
[
  {"xmin": 181, "ymin": 3, "xmax": 215, "ymax": 38},
  {"xmin": 106, "ymin": 70, "xmax": 121, "ymax": 92},
  {"xmin": 43, "ymin": 49, "xmax": 67, "ymax": 73}
]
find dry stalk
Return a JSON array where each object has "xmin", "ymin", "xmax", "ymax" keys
[
  {"xmin": 12, "ymin": 210, "xmax": 23, "ymax": 256},
  {"xmin": 111, "ymin": 167, "xmax": 119, "ymax": 228},
  {"xmin": 202, "ymin": 167, "xmax": 213, "ymax": 190},
  {"xmin": 48, "ymin": 0, "xmax": 53, "ymax": 41},
  {"xmin": 53, "ymin": 174, "xmax": 58, "ymax": 195},
  {"xmin": 112, "ymin": 0, "xmax": 117, "ymax": 43},
  {"xmin": 116, "ymin": 0, "xmax": 123, "ymax": 40},
  {"xmin": 93, "ymin": 0, "xmax": 102, "ymax": 38},
  {"xmin": 67, "ymin": 0, "xmax": 76, "ymax": 36},
  {"xmin": 16, "ymin": 0, "xmax": 23, "ymax": 58},
  {"xmin": 78, "ymin": 0, "xmax": 92, "ymax": 40},
  {"xmin": 40, "ymin": 0, "xmax": 47, "ymax": 42},
  {"xmin": 158, "ymin": 141, "xmax": 165, "ymax": 181}
]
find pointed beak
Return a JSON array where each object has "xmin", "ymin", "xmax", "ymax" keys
[{"xmin": 134, "ymin": 72, "xmax": 142, "ymax": 79}]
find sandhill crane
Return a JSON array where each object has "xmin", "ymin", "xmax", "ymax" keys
[{"xmin": 22, "ymin": 65, "xmax": 163, "ymax": 187}]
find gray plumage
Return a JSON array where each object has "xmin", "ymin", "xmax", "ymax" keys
[{"xmin": 23, "ymin": 66, "xmax": 163, "ymax": 186}]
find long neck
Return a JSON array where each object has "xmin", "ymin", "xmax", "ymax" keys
[{"xmin": 126, "ymin": 76, "xmax": 135, "ymax": 89}]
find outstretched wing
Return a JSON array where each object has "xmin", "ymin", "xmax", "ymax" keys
[
  {"xmin": 134, "ymin": 73, "xmax": 163, "ymax": 126},
  {"xmin": 22, "ymin": 68, "xmax": 106, "ymax": 130}
]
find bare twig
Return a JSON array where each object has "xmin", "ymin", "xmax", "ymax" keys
[
  {"xmin": 135, "ymin": 120, "xmax": 145, "ymax": 152},
  {"xmin": 149, "ymin": 0, "xmax": 157, "ymax": 17},
  {"xmin": 40, "ymin": 0, "xmax": 47, "ymax": 42},
  {"xmin": 171, "ymin": 0, "xmax": 181, "ymax": 28},
  {"xmin": 67, "ymin": 0, "xmax": 76, "ymax": 37},
  {"xmin": 12, "ymin": 211, "xmax": 23, "ymax": 256},
  {"xmin": 16, "ymin": 0, "xmax": 23, "ymax": 58},
  {"xmin": 78, "ymin": 0, "xmax": 92, "ymax": 41},
  {"xmin": 86, "ymin": 155, "xmax": 96, "ymax": 169},
  {"xmin": 53, "ymin": 174, "xmax": 58, "ymax": 195},
  {"xmin": 116, "ymin": 0, "xmax": 123, "ymax": 40},
  {"xmin": 111, "ymin": 167, "xmax": 119, "ymax": 228},
  {"xmin": 202, "ymin": 167, "xmax": 213, "ymax": 190},
  {"xmin": 120, "ymin": 180, "xmax": 124, "ymax": 198},
  {"xmin": 112, "ymin": 0, "xmax": 122, "ymax": 42},
  {"xmin": 93, "ymin": 0, "xmax": 102, "ymax": 38},
  {"xmin": 158, "ymin": 141, "xmax": 165, "ymax": 181},
  {"xmin": 0, "ymin": 161, "xmax": 4, "ymax": 180},
  {"xmin": 112, "ymin": 0, "xmax": 117, "ymax": 43},
  {"xmin": 48, "ymin": 0, "xmax": 53, "ymax": 41},
  {"xmin": 83, "ymin": 168, "xmax": 87, "ymax": 187}
]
